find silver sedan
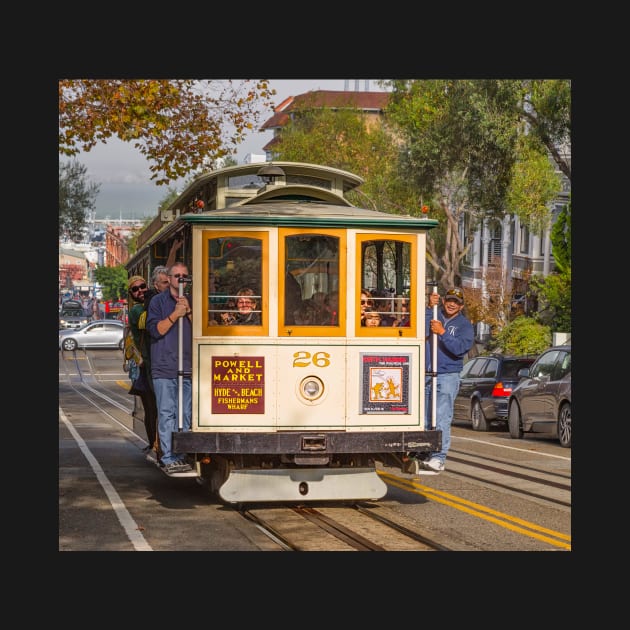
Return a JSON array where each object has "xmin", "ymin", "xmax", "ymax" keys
[{"xmin": 59, "ymin": 320, "xmax": 125, "ymax": 351}]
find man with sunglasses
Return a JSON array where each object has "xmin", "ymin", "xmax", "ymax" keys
[
  {"xmin": 146, "ymin": 262, "xmax": 193, "ymax": 474},
  {"xmin": 420, "ymin": 287, "xmax": 474, "ymax": 473},
  {"xmin": 127, "ymin": 275, "xmax": 159, "ymax": 457}
]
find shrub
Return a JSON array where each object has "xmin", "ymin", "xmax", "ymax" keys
[{"xmin": 487, "ymin": 316, "xmax": 551, "ymax": 355}]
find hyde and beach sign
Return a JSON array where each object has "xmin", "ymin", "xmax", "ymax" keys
[{"xmin": 211, "ymin": 356, "xmax": 265, "ymax": 414}]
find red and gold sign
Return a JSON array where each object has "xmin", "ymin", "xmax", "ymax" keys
[{"xmin": 211, "ymin": 356, "xmax": 265, "ymax": 414}]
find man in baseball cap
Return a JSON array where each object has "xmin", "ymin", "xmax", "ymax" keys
[
  {"xmin": 443, "ymin": 287, "xmax": 464, "ymax": 304},
  {"xmin": 413, "ymin": 285, "xmax": 474, "ymax": 473}
]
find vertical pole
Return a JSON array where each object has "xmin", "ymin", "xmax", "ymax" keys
[
  {"xmin": 178, "ymin": 277, "xmax": 184, "ymax": 431},
  {"xmin": 426, "ymin": 280, "xmax": 439, "ymax": 430},
  {"xmin": 431, "ymin": 284, "xmax": 439, "ymax": 430}
]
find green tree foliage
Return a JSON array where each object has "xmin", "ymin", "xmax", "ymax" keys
[
  {"xmin": 550, "ymin": 195, "xmax": 571, "ymax": 272},
  {"xmin": 59, "ymin": 159, "xmax": 100, "ymax": 241},
  {"xmin": 505, "ymin": 138, "xmax": 562, "ymax": 233},
  {"xmin": 488, "ymin": 316, "xmax": 552, "ymax": 355},
  {"xmin": 382, "ymin": 79, "xmax": 568, "ymax": 292},
  {"xmin": 385, "ymin": 80, "xmax": 523, "ymax": 211},
  {"xmin": 221, "ymin": 155, "xmax": 238, "ymax": 168},
  {"xmin": 93, "ymin": 265, "xmax": 129, "ymax": 301},
  {"xmin": 59, "ymin": 80, "xmax": 276, "ymax": 186},
  {"xmin": 384, "ymin": 80, "xmax": 517, "ymax": 288},
  {"xmin": 271, "ymin": 105, "xmax": 416, "ymax": 214},
  {"xmin": 158, "ymin": 187, "xmax": 181, "ymax": 213},
  {"xmin": 529, "ymin": 271, "xmax": 571, "ymax": 333},
  {"xmin": 520, "ymin": 80, "xmax": 571, "ymax": 181},
  {"xmin": 523, "ymin": 195, "xmax": 571, "ymax": 334}
]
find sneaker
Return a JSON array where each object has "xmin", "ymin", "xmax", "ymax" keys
[
  {"xmin": 164, "ymin": 461, "xmax": 191, "ymax": 474},
  {"xmin": 425, "ymin": 457, "xmax": 444, "ymax": 472}
]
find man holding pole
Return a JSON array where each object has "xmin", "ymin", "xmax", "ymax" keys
[
  {"xmin": 146, "ymin": 262, "xmax": 193, "ymax": 474},
  {"xmin": 421, "ymin": 287, "xmax": 474, "ymax": 472}
]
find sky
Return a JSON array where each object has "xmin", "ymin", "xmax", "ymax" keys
[{"xmin": 74, "ymin": 79, "xmax": 389, "ymax": 220}]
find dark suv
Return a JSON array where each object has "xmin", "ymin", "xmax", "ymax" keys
[
  {"xmin": 453, "ymin": 354, "xmax": 536, "ymax": 431},
  {"xmin": 59, "ymin": 299, "xmax": 89, "ymax": 329}
]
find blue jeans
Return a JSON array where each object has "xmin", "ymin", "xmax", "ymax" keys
[
  {"xmin": 153, "ymin": 378, "xmax": 192, "ymax": 465},
  {"xmin": 424, "ymin": 372, "xmax": 461, "ymax": 463}
]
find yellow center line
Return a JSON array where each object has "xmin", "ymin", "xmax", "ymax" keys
[{"xmin": 379, "ymin": 471, "xmax": 571, "ymax": 551}]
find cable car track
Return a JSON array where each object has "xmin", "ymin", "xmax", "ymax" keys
[{"xmin": 239, "ymin": 503, "xmax": 450, "ymax": 551}]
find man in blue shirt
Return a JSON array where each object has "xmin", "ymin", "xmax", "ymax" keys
[
  {"xmin": 422, "ymin": 287, "xmax": 474, "ymax": 472},
  {"xmin": 146, "ymin": 262, "xmax": 193, "ymax": 474}
]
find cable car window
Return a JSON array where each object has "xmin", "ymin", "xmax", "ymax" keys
[
  {"xmin": 279, "ymin": 229, "xmax": 345, "ymax": 337},
  {"xmin": 284, "ymin": 234, "xmax": 339, "ymax": 326},
  {"xmin": 358, "ymin": 236, "xmax": 415, "ymax": 336},
  {"xmin": 203, "ymin": 232, "xmax": 268, "ymax": 335}
]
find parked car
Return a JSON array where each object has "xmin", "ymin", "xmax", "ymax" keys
[
  {"xmin": 507, "ymin": 344, "xmax": 571, "ymax": 447},
  {"xmin": 59, "ymin": 299, "xmax": 89, "ymax": 329},
  {"xmin": 59, "ymin": 320, "xmax": 125, "ymax": 351},
  {"xmin": 453, "ymin": 354, "xmax": 537, "ymax": 431}
]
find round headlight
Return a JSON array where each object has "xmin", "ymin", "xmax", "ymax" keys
[{"xmin": 299, "ymin": 376, "xmax": 324, "ymax": 402}]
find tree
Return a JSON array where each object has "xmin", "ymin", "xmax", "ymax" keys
[
  {"xmin": 550, "ymin": 195, "xmax": 571, "ymax": 273},
  {"xmin": 529, "ymin": 271, "xmax": 571, "ymax": 333},
  {"xmin": 505, "ymin": 137, "xmax": 563, "ymax": 233},
  {"xmin": 93, "ymin": 265, "xmax": 128, "ymax": 301},
  {"xmin": 381, "ymin": 79, "xmax": 567, "ymax": 297},
  {"xmin": 270, "ymin": 105, "xmax": 418, "ymax": 216},
  {"xmin": 59, "ymin": 80, "xmax": 276, "ymax": 186},
  {"xmin": 520, "ymin": 195, "xmax": 571, "ymax": 334},
  {"xmin": 519, "ymin": 80, "xmax": 571, "ymax": 182},
  {"xmin": 59, "ymin": 159, "xmax": 100, "ymax": 241},
  {"xmin": 158, "ymin": 187, "xmax": 181, "ymax": 214}
]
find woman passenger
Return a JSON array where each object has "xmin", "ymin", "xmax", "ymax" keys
[
  {"xmin": 222, "ymin": 288, "xmax": 261, "ymax": 325},
  {"xmin": 360, "ymin": 289, "xmax": 373, "ymax": 326}
]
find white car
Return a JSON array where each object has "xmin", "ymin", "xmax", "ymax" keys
[{"xmin": 59, "ymin": 320, "xmax": 125, "ymax": 351}]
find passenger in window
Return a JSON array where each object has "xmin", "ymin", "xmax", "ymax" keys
[
  {"xmin": 285, "ymin": 270, "xmax": 302, "ymax": 325},
  {"xmin": 360, "ymin": 289, "xmax": 373, "ymax": 326},
  {"xmin": 222, "ymin": 288, "xmax": 261, "ymax": 325},
  {"xmin": 293, "ymin": 300, "xmax": 321, "ymax": 325},
  {"xmin": 393, "ymin": 298, "xmax": 410, "ymax": 327},
  {"xmin": 311, "ymin": 291, "xmax": 332, "ymax": 325},
  {"xmin": 325, "ymin": 290, "xmax": 339, "ymax": 325},
  {"xmin": 372, "ymin": 290, "xmax": 397, "ymax": 326},
  {"xmin": 364, "ymin": 311, "xmax": 382, "ymax": 327},
  {"xmin": 218, "ymin": 298, "xmax": 237, "ymax": 325}
]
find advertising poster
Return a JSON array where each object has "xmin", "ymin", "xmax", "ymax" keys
[{"xmin": 361, "ymin": 353, "xmax": 411, "ymax": 414}]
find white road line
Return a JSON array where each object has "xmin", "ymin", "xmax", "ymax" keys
[
  {"xmin": 452, "ymin": 435, "xmax": 571, "ymax": 461},
  {"xmin": 59, "ymin": 406, "xmax": 152, "ymax": 551}
]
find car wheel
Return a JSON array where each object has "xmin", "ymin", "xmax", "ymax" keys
[
  {"xmin": 557, "ymin": 403, "xmax": 571, "ymax": 448},
  {"xmin": 508, "ymin": 400, "xmax": 523, "ymax": 439},
  {"xmin": 471, "ymin": 400, "xmax": 489, "ymax": 431},
  {"xmin": 62, "ymin": 338, "xmax": 78, "ymax": 351},
  {"xmin": 118, "ymin": 338, "xmax": 125, "ymax": 351}
]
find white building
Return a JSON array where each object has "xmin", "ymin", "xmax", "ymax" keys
[{"xmin": 244, "ymin": 153, "xmax": 266, "ymax": 164}]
